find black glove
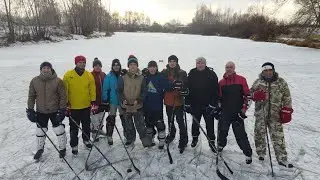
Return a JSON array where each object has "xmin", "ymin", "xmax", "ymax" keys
[
  {"xmin": 206, "ymin": 104, "xmax": 216, "ymax": 115},
  {"xmin": 100, "ymin": 102, "xmax": 110, "ymax": 112},
  {"xmin": 26, "ymin": 108, "xmax": 37, "ymax": 123},
  {"xmin": 142, "ymin": 68, "xmax": 149, "ymax": 76},
  {"xmin": 213, "ymin": 107, "xmax": 222, "ymax": 120},
  {"xmin": 56, "ymin": 108, "xmax": 66, "ymax": 122},
  {"xmin": 172, "ymin": 80, "xmax": 183, "ymax": 91},
  {"xmin": 120, "ymin": 69, "xmax": 128, "ymax": 76},
  {"xmin": 184, "ymin": 104, "xmax": 192, "ymax": 114},
  {"xmin": 238, "ymin": 112, "xmax": 247, "ymax": 120}
]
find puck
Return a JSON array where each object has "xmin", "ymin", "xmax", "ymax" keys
[{"xmin": 127, "ymin": 168, "xmax": 132, "ymax": 173}]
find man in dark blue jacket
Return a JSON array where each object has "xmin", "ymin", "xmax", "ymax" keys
[{"xmin": 143, "ymin": 61, "xmax": 169, "ymax": 149}]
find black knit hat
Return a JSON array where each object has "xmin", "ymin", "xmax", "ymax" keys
[
  {"xmin": 261, "ymin": 62, "xmax": 275, "ymax": 71},
  {"xmin": 168, "ymin": 55, "xmax": 178, "ymax": 63},
  {"xmin": 40, "ymin": 61, "xmax": 52, "ymax": 70},
  {"xmin": 148, "ymin": 61, "xmax": 158, "ymax": 68},
  {"xmin": 93, "ymin": 58, "xmax": 102, "ymax": 67}
]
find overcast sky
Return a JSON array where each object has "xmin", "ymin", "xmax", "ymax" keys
[{"xmin": 107, "ymin": 0, "xmax": 296, "ymax": 24}]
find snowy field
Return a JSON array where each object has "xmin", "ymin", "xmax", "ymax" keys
[{"xmin": 0, "ymin": 32, "xmax": 319, "ymax": 180}]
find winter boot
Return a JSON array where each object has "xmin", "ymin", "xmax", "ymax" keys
[
  {"xmin": 209, "ymin": 140, "xmax": 217, "ymax": 153},
  {"xmin": 246, "ymin": 156, "xmax": 252, "ymax": 164},
  {"xmin": 141, "ymin": 135, "xmax": 153, "ymax": 147},
  {"xmin": 59, "ymin": 149, "xmax": 66, "ymax": 158},
  {"xmin": 84, "ymin": 141, "xmax": 92, "ymax": 149},
  {"xmin": 107, "ymin": 136, "xmax": 113, "ymax": 145},
  {"xmin": 191, "ymin": 137, "xmax": 198, "ymax": 148},
  {"xmin": 258, "ymin": 156, "xmax": 265, "ymax": 161},
  {"xmin": 34, "ymin": 149, "xmax": 44, "ymax": 160},
  {"xmin": 278, "ymin": 160, "xmax": 293, "ymax": 168},
  {"xmin": 72, "ymin": 146, "xmax": 78, "ymax": 155},
  {"xmin": 178, "ymin": 140, "xmax": 187, "ymax": 154}
]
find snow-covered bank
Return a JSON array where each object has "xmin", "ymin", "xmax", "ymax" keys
[{"xmin": 0, "ymin": 32, "xmax": 319, "ymax": 180}]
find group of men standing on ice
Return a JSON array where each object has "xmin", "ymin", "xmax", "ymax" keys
[{"xmin": 26, "ymin": 54, "xmax": 294, "ymax": 169}]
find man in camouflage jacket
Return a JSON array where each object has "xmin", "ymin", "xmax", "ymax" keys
[{"xmin": 251, "ymin": 62, "xmax": 293, "ymax": 168}]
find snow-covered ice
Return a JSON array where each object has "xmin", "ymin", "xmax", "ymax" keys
[{"xmin": 0, "ymin": 32, "xmax": 319, "ymax": 180}]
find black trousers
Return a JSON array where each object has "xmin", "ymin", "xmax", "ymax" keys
[
  {"xmin": 37, "ymin": 112, "xmax": 60, "ymax": 128},
  {"xmin": 166, "ymin": 106, "xmax": 188, "ymax": 144},
  {"xmin": 69, "ymin": 107, "xmax": 91, "ymax": 147},
  {"xmin": 218, "ymin": 112, "xmax": 252, "ymax": 156},
  {"xmin": 192, "ymin": 107, "xmax": 215, "ymax": 141}
]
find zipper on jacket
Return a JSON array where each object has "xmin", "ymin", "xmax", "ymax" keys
[
  {"xmin": 44, "ymin": 80, "xmax": 47, "ymax": 112},
  {"xmin": 267, "ymin": 82, "xmax": 271, "ymax": 121}
]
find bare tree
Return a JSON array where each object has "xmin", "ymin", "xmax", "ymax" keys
[{"xmin": 3, "ymin": 0, "xmax": 15, "ymax": 42}]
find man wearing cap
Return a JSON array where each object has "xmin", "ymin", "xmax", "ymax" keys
[
  {"xmin": 63, "ymin": 55, "xmax": 96, "ymax": 155},
  {"xmin": 251, "ymin": 62, "xmax": 293, "ymax": 168},
  {"xmin": 90, "ymin": 57, "xmax": 107, "ymax": 142},
  {"xmin": 102, "ymin": 59, "xmax": 127, "ymax": 145},
  {"xmin": 27, "ymin": 62, "xmax": 67, "ymax": 160},
  {"xmin": 185, "ymin": 57, "xmax": 219, "ymax": 152},
  {"xmin": 162, "ymin": 55, "xmax": 188, "ymax": 153},
  {"xmin": 117, "ymin": 55, "xmax": 152, "ymax": 148},
  {"xmin": 218, "ymin": 61, "xmax": 253, "ymax": 164},
  {"xmin": 143, "ymin": 61, "xmax": 170, "ymax": 149}
]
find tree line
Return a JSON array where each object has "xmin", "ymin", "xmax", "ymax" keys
[{"xmin": 1, "ymin": 0, "xmax": 319, "ymax": 44}]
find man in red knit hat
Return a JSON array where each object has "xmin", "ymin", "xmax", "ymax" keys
[{"xmin": 63, "ymin": 55, "xmax": 97, "ymax": 155}]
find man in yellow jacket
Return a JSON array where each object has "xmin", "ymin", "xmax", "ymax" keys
[{"xmin": 63, "ymin": 55, "xmax": 97, "ymax": 155}]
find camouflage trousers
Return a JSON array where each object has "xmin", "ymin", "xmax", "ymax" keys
[
  {"xmin": 124, "ymin": 109, "xmax": 152, "ymax": 147},
  {"xmin": 254, "ymin": 117, "xmax": 287, "ymax": 162}
]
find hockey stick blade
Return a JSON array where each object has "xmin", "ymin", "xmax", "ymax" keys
[{"xmin": 216, "ymin": 169, "xmax": 229, "ymax": 180}]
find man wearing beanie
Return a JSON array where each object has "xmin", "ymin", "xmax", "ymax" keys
[
  {"xmin": 90, "ymin": 58, "xmax": 107, "ymax": 143},
  {"xmin": 27, "ymin": 62, "xmax": 67, "ymax": 160},
  {"xmin": 63, "ymin": 55, "xmax": 96, "ymax": 155},
  {"xmin": 162, "ymin": 55, "xmax": 188, "ymax": 153},
  {"xmin": 102, "ymin": 59, "xmax": 127, "ymax": 145},
  {"xmin": 251, "ymin": 62, "xmax": 293, "ymax": 168},
  {"xmin": 143, "ymin": 61, "xmax": 169, "ymax": 149},
  {"xmin": 117, "ymin": 55, "xmax": 153, "ymax": 148}
]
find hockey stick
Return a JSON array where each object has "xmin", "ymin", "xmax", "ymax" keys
[
  {"xmin": 114, "ymin": 123, "xmax": 141, "ymax": 175},
  {"xmin": 69, "ymin": 116, "xmax": 123, "ymax": 178},
  {"xmin": 85, "ymin": 110, "xmax": 107, "ymax": 170},
  {"xmin": 216, "ymin": 117, "xmax": 229, "ymax": 180},
  {"xmin": 35, "ymin": 122, "xmax": 81, "ymax": 180},
  {"xmin": 192, "ymin": 116, "xmax": 233, "ymax": 176},
  {"xmin": 166, "ymin": 102, "xmax": 176, "ymax": 164}
]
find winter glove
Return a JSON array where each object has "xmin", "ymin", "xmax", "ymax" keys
[
  {"xmin": 91, "ymin": 102, "xmax": 99, "ymax": 115},
  {"xmin": 26, "ymin": 108, "xmax": 37, "ymax": 123},
  {"xmin": 252, "ymin": 90, "xmax": 267, "ymax": 101},
  {"xmin": 56, "ymin": 108, "xmax": 66, "ymax": 122},
  {"xmin": 280, "ymin": 107, "xmax": 293, "ymax": 124},
  {"xmin": 213, "ymin": 107, "xmax": 222, "ymax": 120},
  {"xmin": 238, "ymin": 111, "xmax": 248, "ymax": 120},
  {"xmin": 65, "ymin": 106, "xmax": 71, "ymax": 117},
  {"xmin": 142, "ymin": 68, "xmax": 149, "ymax": 76},
  {"xmin": 100, "ymin": 102, "xmax": 110, "ymax": 112},
  {"xmin": 184, "ymin": 104, "xmax": 192, "ymax": 114},
  {"xmin": 120, "ymin": 69, "xmax": 128, "ymax": 76},
  {"xmin": 172, "ymin": 80, "xmax": 183, "ymax": 91},
  {"xmin": 206, "ymin": 104, "xmax": 216, "ymax": 115}
]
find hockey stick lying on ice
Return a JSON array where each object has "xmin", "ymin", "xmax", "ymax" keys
[
  {"xmin": 69, "ymin": 116, "xmax": 123, "ymax": 178},
  {"xmin": 114, "ymin": 123, "xmax": 141, "ymax": 175},
  {"xmin": 35, "ymin": 122, "xmax": 82, "ymax": 180},
  {"xmin": 192, "ymin": 116, "xmax": 233, "ymax": 179}
]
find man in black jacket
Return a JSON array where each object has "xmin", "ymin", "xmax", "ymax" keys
[{"xmin": 185, "ymin": 57, "xmax": 219, "ymax": 152}]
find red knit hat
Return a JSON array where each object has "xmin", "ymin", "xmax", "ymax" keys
[{"xmin": 75, "ymin": 55, "xmax": 86, "ymax": 64}]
